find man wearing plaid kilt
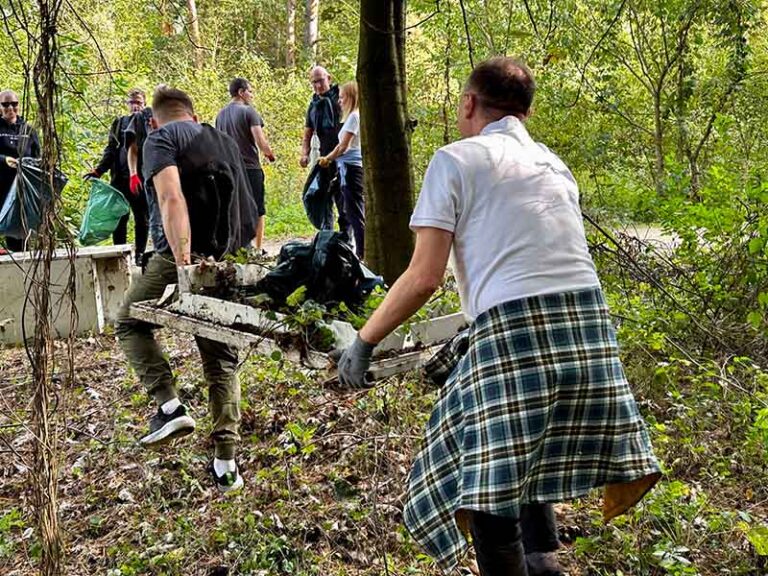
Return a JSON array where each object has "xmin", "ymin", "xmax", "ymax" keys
[{"xmin": 336, "ymin": 57, "xmax": 661, "ymax": 575}]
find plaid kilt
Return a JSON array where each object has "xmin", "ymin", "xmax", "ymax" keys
[{"xmin": 403, "ymin": 288, "xmax": 661, "ymax": 572}]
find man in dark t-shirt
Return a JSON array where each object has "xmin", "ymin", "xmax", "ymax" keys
[
  {"xmin": 86, "ymin": 88, "xmax": 149, "ymax": 264},
  {"xmin": 115, "ymin": 86, "xmax": 251, "ymax": 494},
  {"xmin": 215, "ymin": 77, "xmax": 275, "ymax": 252},
  {"xmin": 300, "ymin": 66, "xmax": 349, "ymax": 236},
  {"xmin": 125, "ymin": 105, "xmax": 154, "ymax": 191}
]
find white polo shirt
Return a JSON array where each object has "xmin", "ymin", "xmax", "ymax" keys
[{"xmin": 410, "ymin": 116, "xmax": 600, "ymax": 320}]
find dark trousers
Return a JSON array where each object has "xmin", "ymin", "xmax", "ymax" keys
[
  {"xmin": 470, "ymin": 504, "xmax": 559, "ymax": 576},
  {"xmin": 340, "ymin": 164, "xmax": 365, "ymax": 259},
  {"xmin": 4, "ymin": 236, "xmax": 24, "ymax": 251},
  {"xmin": 318, "ymin": 162, "xmax": 349, "ymax": 233},
  {"xmin": 115, "ymin": 253, "xmax": 241, "ymax": 459},
  {"xmin": 112, "ymin": 178, "xmax": 149, "ymax": 262}
]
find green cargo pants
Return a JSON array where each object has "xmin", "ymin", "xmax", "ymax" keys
[{"xmin": 115, "ymin": 252, "xmax": 241, "ymax": 459}]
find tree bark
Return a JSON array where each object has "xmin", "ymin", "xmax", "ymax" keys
[
  {"xmin": 286, "ymin": 0, "xmax": 296, "ymax": 67},
  {"xmin": 652, "ymin": 89, "xmax": 664, "ymax": 196},
  {"xmin": 161, "ymin": 0, "xmax": 173, "ymax": 36},
  {"xmin": 305, "ymin": 0, "xmax": 319, "ymax": 63},
  {"xmin": 358, "ymin": 0, "xmax": 415, "ymax": 284},
  {"xmin": 32, "ymin": 0, "xmax": 66, "ymax": 573},
  {"xmin": 186, "ymin": 0, "xmax": 203, "ymax": 69}
]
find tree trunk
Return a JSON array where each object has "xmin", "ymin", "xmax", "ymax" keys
[
  {"xmin": 653, "ymin": 89, "xmax": 665, "ymax": 195},
  {"xmin": 186, "ymin": 0, "xmax": 203, "ymax": 69},
  {"xmin": 32, "ymin": 1, "xmax": 66, "ymax": 573},
  {"xmin": 305, "ymin": 0, "xmax": 319, "ymax": 63},
  {"xmin": 358, "ymin": 0, "xmax": 415, "ymax": 284},
  {"xmin": 161, "ymin": 0, "xmax": 173, "ymax": 36},
  {"xmin": 286, "ymin": 0, "xmax": 296, "ymax": 67}
]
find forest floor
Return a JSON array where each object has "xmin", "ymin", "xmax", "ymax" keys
[
  {"xmin": 1, "ymin": 228, "xmax": 768, "ymax": 575},
  {"xmin": 2, "ymin": 328, "xmax": 767, "ymax": 575}
]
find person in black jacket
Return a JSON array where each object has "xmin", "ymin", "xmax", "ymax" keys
[
  {"xmin": 0, "ymin": 90, "xmax": 40, "ymax": 252},
  {"xmin": 85, "ymin": 88, "xmax": 149, "ymax": 264},
  {"xmin": 115, "ymin": 85, "xmax": 257, "ymax": 494},
  {"xmin": 300, "ymin": 66, "xmax": 349, "ymax": 237}
]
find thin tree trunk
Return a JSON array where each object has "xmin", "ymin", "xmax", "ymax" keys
[
  {"xmin": 442, "ymin": 12, "xmax": 452, "ymax": 145},
  {"xmin": 286, "ymin": 0, "xmax": 296, "ymax": 67},
  {"xmin": 32, "ymin": 0, "xmax": 65, "ymax": 573},
  {"xmin": 186, "ymin": 0, "xmax": 203, "ymax": 69},
  {"xmin": 305, "ymin": 0, "xmax": 319, "ymax": 63},
  {"xmin": 161, "ymin": 0, "xmax": 172, "ymax": 36},
  {"xmin": 358, "ymin": 0, "xmax": 415, "ymax": 283},
  {"xmin": 653, "ymin": 89, "xmax": 664, "ymax": 195}
]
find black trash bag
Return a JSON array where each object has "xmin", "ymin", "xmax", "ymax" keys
[
  {"xmin": 252, "ymin": 239, "xmax": 315, "ymax": 304},
  {"xmin": 302, "ymin": 162, "xmax": 334, "ymax": 230},
  {"xmin": 253, "ymin": 231, "xmax": 385, "ymax": 309},
  {"xmin": 0, "ymin": 158, "xmax": 68, "ymax": 239}
]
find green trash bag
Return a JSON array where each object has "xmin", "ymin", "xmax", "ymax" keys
[{"xmin": 78, "ymin": 180, "xmax": 130, "ymax": 246}]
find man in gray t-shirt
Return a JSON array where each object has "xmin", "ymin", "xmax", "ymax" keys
[{"xmin": 215, "ymin": 77, "xmax": 275, "ymax": 252}]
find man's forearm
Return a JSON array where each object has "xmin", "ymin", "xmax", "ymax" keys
[
  {"xmin": 161, "ymin": 195, "xmax": 192, "ymax": 265},
  {"xmin": 359, "ymin": 268, "xmax": 440, "ymax": 345},
  {"xmin": 127, "ymin": 144, "xmax": 138, "ymax": 176},
  {"xmin": 154, "ymin": 166, "xmax": 192, "ymax": 266},
  {"xmin": 301, "ymin": 128, "xmax": 313, "ymax": 156}
]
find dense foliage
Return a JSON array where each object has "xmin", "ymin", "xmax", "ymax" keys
[{"xmin": 1, "ymin": 0, "xmax": 767, "ymax": 574}]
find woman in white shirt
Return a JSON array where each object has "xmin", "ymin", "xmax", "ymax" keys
[{"xmin": 319, "ymin": 81, "xmax": 365, "ymax": 258}]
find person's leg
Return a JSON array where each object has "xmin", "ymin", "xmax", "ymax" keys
[
  {"xmin": 4, "ymin": 236, "xmax": 24, "ymax": 252},
  {"xmin": 329, "ymin": 163, "xmax": 350, "ymax": 236},
  {"xmin": 520, "ymin": 504, "xmax": 563, "ymax": 576},
  {"xmin": 520, "ymin": 504, "xmax": 559, "ymax": 552},
  {"xmin": 342, "ymin": 164, "xmax": 365, "ymax": 258},
  {"xmin": 112, "ymin": 213, "xmax": 129, "ymax": 245},
  {"xmin": 130, "ymin": 188, "xmax": 149, "ymax": 263},
  {"xmin": 196, "ymin": 336, "xmax": 240, "ymax": 460},
  {"xmin": 246, "ymin": 168, "xmax": 266, "ymax": 249},
  {"xmin": 116, "ymin": 252, "xmax": 195, "ymax": 446},
  {"xmin": 112, "ymin": 180, "xmax": 130, "ymax": 246},
  {"xmin": 470, "ymin": 510, "xmax": 528, "ymax": 576},
  {"xmin": 317, "ymin": 165, "xmax": 335, "ymax": 231},
  {"xmin": 115, "ymin": 252, "xmax": 179, "ymax": 405}
]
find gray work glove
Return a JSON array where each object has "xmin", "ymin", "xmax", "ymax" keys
[{"xmin": 337, "ymin": 335, "xmax": 375, "ymax": 389}]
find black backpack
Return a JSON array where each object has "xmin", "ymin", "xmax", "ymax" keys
[{"xmin": 176, "ymin": 125, "xmax": 258, "ymax": 258}]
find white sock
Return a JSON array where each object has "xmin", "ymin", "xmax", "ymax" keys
[
  {"xmin": 161, "ymin": 397, "xmax": 181, "ymax": 415},
  {"xmin": 214, "ymin": 458, "xmax": 236, "ymax": 476}
]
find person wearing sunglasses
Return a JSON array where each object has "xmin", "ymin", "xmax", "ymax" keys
[
  {"xmin": 85, "ymin": 88, "xmax": 150, "ymax": 265},
  {"xmin": 0, "ymin": 89, "xmax": 40, "ymax": 252}
]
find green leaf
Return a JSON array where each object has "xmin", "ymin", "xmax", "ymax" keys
[
  {"xmin": 739, "ymin": 522, "xmax": 768, "ymax": 556},
  {"xmin": 286, "ymin": 285, "xmax": 308, "ymax": 308},
  {"xmin": 270, "ymin": 349, "xmax": 282, "ymax": 362},
  {"xmin": 748, "ymin": 238, "xmax": 764, "ymax": 255},
  {"xmin": 747, "ymin": 311, "xmax": 763, "ymax": 328}
]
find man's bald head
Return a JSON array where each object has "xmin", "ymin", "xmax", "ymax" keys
[{"xmin": 309, "ymin": 66, "xmax": 332, "ymax": 95}]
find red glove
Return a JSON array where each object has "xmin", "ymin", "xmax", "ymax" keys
[{"xmin": 129, "ymin": 174, "xmax": 142, "ymax": 196}]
